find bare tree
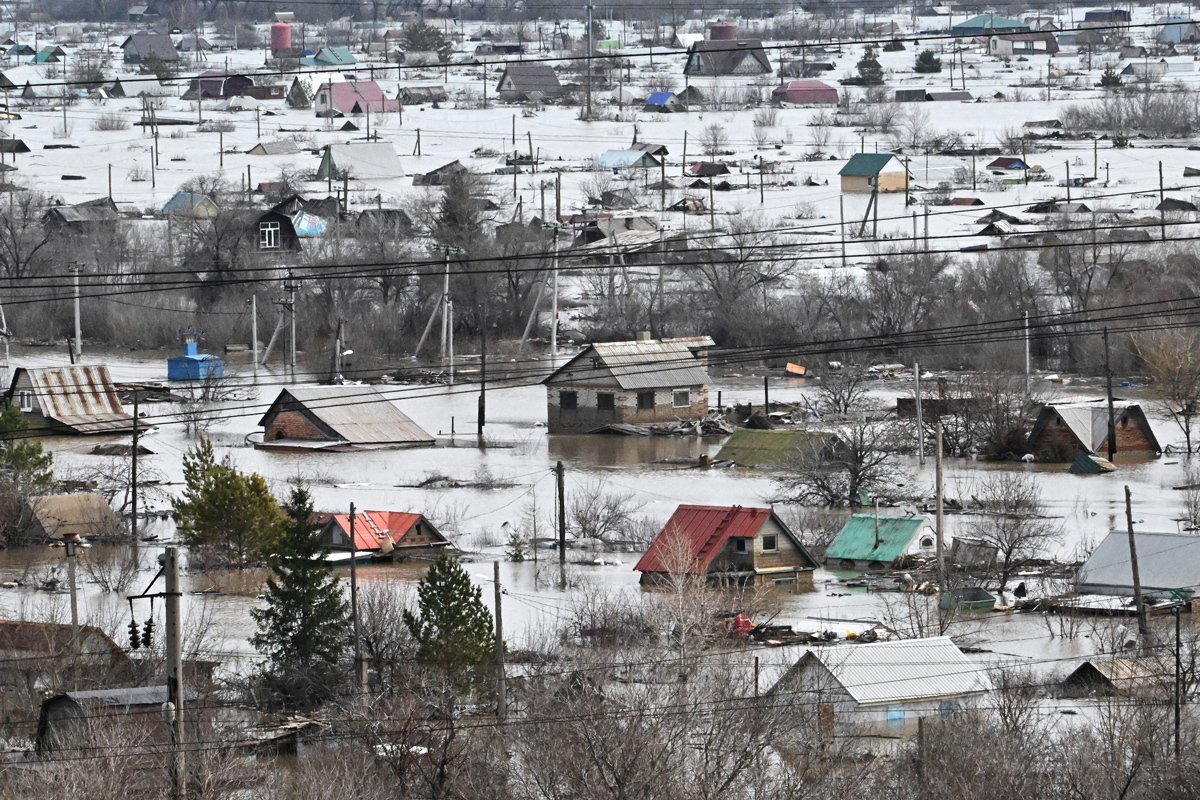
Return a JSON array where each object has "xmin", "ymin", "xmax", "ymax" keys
[
  {"xmin": 964, "ymin": 471, "xmax": 1061, "ymax": 591},
  {"xmin": 773, "ymin": 416, "xmax": 904, "ymax": 507},
  {"xmin": 1133, "ymin": 328, "xmax": 1200, "ymax": 452},
  {"xmin": 568, "ymin": 478, "xmax": 646, "ymax": 544},
  {"xmin": 700, "ymin": 122, "xmax": 729, "ymax": 157}
]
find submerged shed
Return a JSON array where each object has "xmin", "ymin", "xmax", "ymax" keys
[{"xmin": 256, "ymin": 386, "xmax": 434, "ymax": 450}]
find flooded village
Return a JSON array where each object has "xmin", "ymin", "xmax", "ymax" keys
[{"xmin": 1, "ymin": 0, "xmax": 1200, "ymax": 796}]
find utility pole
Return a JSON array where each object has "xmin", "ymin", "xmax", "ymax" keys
[
  {"xmin": 585, "ymin": 2, "xmax": 594, "ymax": 119},
  {"xmin": 250, "ymin": 295, "xmax": 258, "ymax": 382},
  {"xmin": 1175, "ymin": 601, "xmax": 1183, "ymax": 766},
  {"xmin": 277, "ymin": 272, "xmax": 298, "ymax": 382},
  {"xmin": 477, "ymin": 327, "xmax": 487, "ymax": 446},
  {"xmin": 1125, "ymin": 486, "xmax": 1150, "ymax": 640},
  {"xmin": 914, "ymin": 362, "xmax": 924, "ymax": 465},
  {"xmin": 131, "ymin": 391, "xmax": 139, "ymax": 541},
  {"xmin": 935, "ymin": 422, "xmax": 945, "ymax": 591},
  {"xmin": 494, "ymin": 560, "xmax": 506, "ymax": 722},
  {"xmin": 69, "ymin": 263, "xmax": 81, "ymax": 359},
  {"xmin": 348, "ymin": 502, "xmax": 365, "ymax": 695},
  {"xmin": 64, "ymin": 532, "xmax": 80, "ymax": 687},
  {"xmin": 1104, "ymin": 328, "xmax": 1116, "ymax": 462},
  {"xmin": 164, "ymin": 546, "xmax": 186, "ymax": 800},
  {"xmin": 1023, "ymin": 310, "xmax": 1031, "ymax": 394},
  {"xmin": 555, "ymin": 460, "xmax": 566, "ymax": 567},
  {"xmin": 430, "ymin": 244, "xmax": 464, "ymax": 383},
  {"xmin": 541, "ymin": 223, "xmax": 567, "ymax": 366}
]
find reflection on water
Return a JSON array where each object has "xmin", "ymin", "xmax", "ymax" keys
[{"xmin": 549, "ymin": 433, "xmax": 719, "ymax": 467}]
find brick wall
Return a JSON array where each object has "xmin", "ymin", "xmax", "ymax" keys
[
  {"xmin": 546, "ymin": 385, "xmax": 709, "ymax": 433},
  {"xmin": 265, "ymin": 410, "xmax": 327, "ymax": 442}
]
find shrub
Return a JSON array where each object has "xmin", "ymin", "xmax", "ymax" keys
[{"xmin": 92, "ymin": 113, "xmax": 129, "ymax": 131}]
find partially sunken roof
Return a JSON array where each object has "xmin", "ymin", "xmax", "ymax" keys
[
  {"xmin": 635, "ymin": 504, "xmax": 814, "ymax": 575},
  {"xmin": 9, "ymin": 365, "xmax": 135, "ymax": 434},
  {"xmin": 824, "ymin": 514, "xmax": 925, "ymax": 564},
  {"xmin": 1076, "ymin": 530, "xmax": 1200, "ymax": 597},
  {"xmin": 259, "ymin": 386, "xmax": 434, "ymax": 446},
  {"xmin": 839, "ymin": 153, "xmax": 902, "ymax": 178},
  {"xmin": 783, "ymin": 637, "xmax": 992, "ymax": 706}
]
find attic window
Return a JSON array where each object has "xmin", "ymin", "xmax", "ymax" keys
[
  {"xmin": 259, "ymin": 221, "xmax": 280, "ymax": 250},
  {"xmin": 17, "ymin": 391, "xmax": 31, "ymax": 412},
  {"xmin": 590, "ymin": 357, "xmax": 602, "ymax": 369},
  {"xmin": 761, "ymin": 534, "xmax": 777, "ymax": 552},
  {"xmin": 734, "ymin": 538, "xmax": 747, "ymax": 553},
  {"xmin": 921, "ymin": 536, "xmax": 935, "ymax": 548}
]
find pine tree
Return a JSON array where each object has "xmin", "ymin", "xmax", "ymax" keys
[
  {"xmin": 0, "ymin": 406, "xmax": 52, "ymax": 491},
  {"xmin": 175, "ymin": 439, "xmax": 282, "ymax": 568},
  {"xmin": 404, "ymin": 555, "xmax": 495, "ymax": 676},
  {"xmin": 856, "ymin": 46, "xmax": 885, "ymax": 85},
  {"xmin": 402, "ymin": 19, "xmax": 453, "ymax": 62},
  {"xmin": 251, "ymin": 487, "xmax": 350, "ymax": 708},
  {"xmin": 1100, "ymin": 64, "xmax": 1123, "ymax": 87},
  {"xmin": 914, "ymin": 49, "xmax": 942, "ymax": 74}
]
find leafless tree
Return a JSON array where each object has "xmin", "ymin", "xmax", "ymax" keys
[
  {"xmin": 700, "ymin": 122, "xmax": 729, "ymax": 156},
  {"xmin": 774, "ymin": 416, "xmax": 905, "ymax": 507},
  {"xmin": 568, "ymin": 478, "xmax": 646, "ymax": 544},
  {"xmin": 963, "ymin": 471, "xmax": 1061, "ymax": 591},
  {"xmin": 1133, "ymin": 328, "xmax": 1200, "ymax": 452}
]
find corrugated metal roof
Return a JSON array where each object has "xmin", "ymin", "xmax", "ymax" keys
[
  {"xmin": 839, "ymin": 153, "xmax": 902, "ymax": 178},
  {"xmin": 798, "ymin": 637, "xmax": 992, "ymax": 706},
  {"xmin": 259, "ymin": 386, "xmax": 434, "ymax": 446},
  {"xmin": 325, "ymin": 510, "xmax": 425, "ymax": 550},
  {"xmin": 1047, "ymin": 401, "xmax": 1142, "ymax": 452},
  {"xmin": 824, "ymin": 514, "xmax": 926, "ymax": 564},
  {"xmin": 546, "ymin": 336, "xmax": 714, "ymax": 390},
  {"xmin": 27, "ymin": 493, "xmax": 120, "ymax": 537},
  {"xmin": 1076, "ymin": 530, "xmax": 1200, "ymax": 595},
  {"xmin": 19, "ymin": 366, "xmax": 135, "ymax": 434},
  {"xmin": 635, "ymin": 504, "xmax": 773, "ymax": 574}
]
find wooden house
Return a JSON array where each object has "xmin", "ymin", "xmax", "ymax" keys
[
  {"xmin": 1026, "ymin": 400, "xmax": 1160, "ymax": 461},
  {"xmin": 0, "ymin": 620, "xmax": 134, "ymax": 703},
  {"xmin": 4, "ymin": 366, "xmax": 137, "ymax": 435},
  {"xmin": 119, "ymin": 31, "xmax": 178, "ymax": 65},
  {"xmin": 253, "ymin": 209, "xmax": 301, "ymax": 252},
  {"xmin": 823, "ymin": 514, "xmax": 932, "ymax": 570},
  {"xmin": 683, "ymin": 39, "xmax": 772, "ymax": 77},
  {"xmin": 838, "ymin": 153, "xmax": 908, "ymax": 193},
  {"xmin": 36, "ymin": 685, "xmax": 198, "ymax": 756},
  {"xmin": 256, "ymin": 386, "xmax": 434, "ymax": 450},
  {"xmin": 314, "ymin": 80, "xmax": 399, "ymax": 116},
  {"xmin": 771, "ymin": 80, "xmax": 839, "ymax": 105},
  {"xmin": 315, "ymin": 510, "xmax": 450, "ymax": 559},
  {"xmin": 495, "ymin": 63, "xmax": 563, "ymax": 101},
  {"xmin": 769, "ymin": 637, "xmax": 991, "ymax": 739},
  {"xmin": 1062, "ymin": 657, "xmax": 1164, "ymax": 697},
  {"xmin": 634, "ymin": 504, "xmax": 818, "ymax": 590},
  {"xmin": 543, "ymin": 335, "xmax": 714, "ymax": 434}
]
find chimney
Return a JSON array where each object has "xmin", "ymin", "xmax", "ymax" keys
[{"xmin": 637, "ymin": 330, "xmax": 652, "ymax": 342}]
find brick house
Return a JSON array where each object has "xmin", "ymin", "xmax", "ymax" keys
[
  {"xmin": 634, "ymin": 504, "xmax": 818, "ymax": 590},
  {"xmin": 1027, "ymin": 400, "xmax": 1161, "ymax": 461},
  {"xmin": 543, "ymin": 335, "xmax": 715, "ymax": 433},
  {"xmin": 256, "ymin": 386, "xmax": 434, "ymax": 450}
]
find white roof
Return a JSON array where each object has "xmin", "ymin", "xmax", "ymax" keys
[
  {"xmin": 1053, "ymin": 400, "xmax": 1137, "ymax": 451},
  {"xmin": 800, "ymin": 636, "xmax": 991, "ymax": 706},
  {"xmin": 326, "ymin": 142, "xmax": 405, "ymax": 179}
]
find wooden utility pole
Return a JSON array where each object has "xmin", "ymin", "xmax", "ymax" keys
[
  {"xmin": 914, "ymin": 362, "xmax": 924, "ymax": 465},
  {"xmin": 131, "ymin": 392, "xmax": 139, "ymax": 541},
  {"xmin": 1104, "ymin": 328, "xmax": 1116, "ymax": 462},
  {"xmin": 935, "ymin": 422, "xmax": 945, "ymax": 588},
  {"xmin": 1125, "ymin": 486, "xmax": 1150, "ymax": 640},
  {"xmin": 494, "ymin": 560, "xmax": 506, "ymax": 721},
  {"xmin": 164, "ymin": 546, "xmax": 186, "ymax": 800},
  {"xmin": 555, "ymin": 461, "xmax": 566, "ymax": 566}
]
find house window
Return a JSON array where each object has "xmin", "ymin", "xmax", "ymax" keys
[
  {"xmin": 597, "ymin": 393, "xmax": 615, "ymax": 412},
  {"xmin": 637, "ymin": 391, "xmax": 655, "ymax": 410},
  {"xmin": 734, "ymin": 538, "xmax": 747, "ymax": 553},
  {"xmin": 260, "ymin": 221, "xmax": 280, "ymax": 250},
  {"xmin": 590, "ymin": 357, "xmax": 602, "ymax": 370},
  {"xmin": 559, "ymin": 390, "xmax": 577, "ymax": 410},
  {"xmin": 761, "ymin": 534, "xmax": 778, "ymax": 552},
  {"xmin": 886, "ymin": 707, "xmax": 906, "ymax": 724},
  {"xmin": 17, "ymin": 391, "xmax": 32, "ymax": 412},
  {"xmin": 672, "ymin": 389, "xmax": 691, "ymax": 408}
]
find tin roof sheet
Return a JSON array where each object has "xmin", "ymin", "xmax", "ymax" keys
[
  {"xmin": 324, "ymin": 510, "xmax": 429, "ymax": 550},
  {"xmin": 18, "ymin": 366, "xmax": 135, "ymax": 433},
  {"xmin": 824, "ymin": 514, "xmax": 926, "ymax": 564},
  {"xmin": 1076, "ymin": 530, "xmax": 1200, "ymax": 594},
  {"xmin": 259, "ymin": 386, "xmax": 434, "ymax": 445},
  {"xmin": 546, "ymin": 337, "xmax": 714, "ymax": 390},
  {"xmin": 797, "ymin": 637, "xmax": 992, "ymax": 706}
]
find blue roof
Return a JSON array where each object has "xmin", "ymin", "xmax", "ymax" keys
[
  {"xmin": 291, "ymin": 210, "xmax": 328, "ymax": 237},
  {"xmin": 646, "ymin": 91, "xmax": 674, "ymax": 105},
  {"xmin": 596, "ymin": 149, "xmax": 656, "ymax": 169},
  {"xmin": 162, "ymin": 192, "xmax": 216, "ymax": 216}
]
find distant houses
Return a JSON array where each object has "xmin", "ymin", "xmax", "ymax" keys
[
  {"xmin": 838, "ymin": 153, "xmax": 908, "ymax": 193},
  {"xmin": 119, "ymin": 31, "xmax": 178, "ymax": 65},
  {"xmin": 317, "ymin": 142, "xmax": 405, "ymax": 181},
  {"xmin": 951, "ymin": 14, "xmax": 1029, "ymax": 37},
  {"xmin": 988, "ymin": 31, "xmax": 1060, "ymax": 56},
  {"xmin": 771, "ymin": 80, "xmax": 838, "ymax": 106},
  {"xmin": 1026, "ymin": 400, "xmax": 1160, "ymax": 461},
  {"xmin": 314, "ymin": 80, "xmax": 399, "ymax": 116},
  {"xmin": 4, "ymin": 366, "xmax": 137, "ymax": 435},
  {"xmin": 542, "ymin": 335, "xmax": 714, "ymax": 434},
  {"xmin": 256, "ymin": 386, "xmax": 434, "ymax": 450},
  {"xmin": 634, "ymin": 504, "xmax": 818, "ymax": 590},
  {"xmin": 496, "ymin": 63, "xmax": 563, "ymax": 101}
]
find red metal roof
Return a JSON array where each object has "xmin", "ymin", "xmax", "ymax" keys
[
  {"xmin": 327, "ymin": 510, "xmax": 423, "ymax": 551},
  {"xmin": 634, "ymin": 504, "xmax": 772, "ymax": 574}
]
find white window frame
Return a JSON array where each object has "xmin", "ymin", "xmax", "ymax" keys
[
  {"xmin": 17, "ymin": 390, "xmax": 32, "ymax": 412},
  {"xmin": 761, "ymin": 534, "xmax": 778, "ymax": 553},
  {"xmin": 672, "ymin": 389, "xmax": 691, "ymax": 408},
  {"xmin": 260, "ymin": 220, "xmax": 281, "ymax": 250}
]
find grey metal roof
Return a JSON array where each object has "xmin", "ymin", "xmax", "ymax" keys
[
  {"xmin": 1076, "ymin": 530, "xmax": 1200, "ymax": 596},
  {"xmin": 12, "ymin": 366, "xmax": 135, "ymax": 434},
  {"xmin": 546, "ymin": 337, "xmax": 714, "ymax": 390},
  {"xmin": 796, "ymin": 636, "xmax": 992, "ymax": 706},
  {"xmin": 260, "ymin": 386, "xmax": 434, "ymax": 445}
]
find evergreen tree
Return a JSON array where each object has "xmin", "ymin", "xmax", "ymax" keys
[
  {"xmin": 856, "ymin": 46, "xmax": 885, "ymax": 85},
  {"xmin": 914, "ymin": 49, "xmax": 942, "ymax": 73},
  {"xmin": 404, "ymin": 555, "xmax": 495, "ymax": 676},
  {"xmin": 175, "ymin": 439, "xmax": 282, "ymax": 568},
  {"xmin": 402, "ymin": 19, "xmax": 453, "ymax": 62},
  {"xmin": 1100, "ymin": 64, "xmax": 1123, "ymax": 87},
  {"xmin": 0, "ymin": 406, "xmax": 52, "ymax": 491},
  {"xmin": 251, "ymin": 487, "xmax": 350, "ymax": 708}
]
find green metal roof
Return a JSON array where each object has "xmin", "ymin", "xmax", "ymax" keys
[
  {"xmin": 824, "ymin": 514, "xmax": 925, "ymax": 564},
  {"xmin": 838, "ymin": 153, "xmax": 899, "ymax": 178},
  {"xmin": 715, "ymin": 428, "xmax": 839, "ymax": 468}
]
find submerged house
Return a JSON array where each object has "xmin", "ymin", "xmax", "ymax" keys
[
  {"xmin": 769, "ymin": 637, "xmax": 992, "ymax": 738},
  {"xmin": 20, "ymin": 493, "xmax": 123, "ymax": 541},
  {"xmin": 634, "ymin": 504, "xmax": 818, "ymax": 590},
  {"xmin": 838, "ymin": 153, "xmax": 908, "ymax": 193},
  {"xmin": 683, "ymin": 39, "xmax": 772, "ymax": 77},
  {"xmin": 0, "ymin": 620, "xmax": 134, "ymax": 699},
  {"xmin": 771, "ymin": 80, "xmax": 839, "ymax": 105},
  {"xmin": 1076, "ymin": 530, "xmax": 1200, "ymax": 599},
  {"xmin": 543, "ymin": 335, "xmax": 714, "ymax": 433},
  {"xmin": 316, "ymin": 510, "xmax": 450, "ymax": 557},
  {"xmin": 37, "ymin": 686, "xmax": 198, "ymax": 755},
  {"xmin": 823, "ymin": 514, "xmax": 932, "ymax": 570},
  {"xmin": 4, "ymin": 366, "xmax": 136, "ymax": 435},
  {"xmin": 495, "ymin": 63, "xmax": 563, "ymax": 101},
  {"xmin": 1026, "ymin": 400, "xmax": 1160, "ymax": 461},
  {"xmin": 256, "ymin": 386, "xmax": 434, "ymax": 450}
]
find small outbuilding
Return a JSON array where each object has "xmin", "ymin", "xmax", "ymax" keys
[
  {"xmin": 643, "ymin": 91, "xmax": 685, "ymax": 112},
  {"xmin": 495, "ymin": 63, "xmax": 563, "ymax": 101},
  {"xmin": 20, "ymin": 493, "xmax": 123, "ymax": 540},
  {"xmin": 771, "ymin": 79, "xmax": 838, "ymax": 105},
  {"xmin": 317, "ymin": 142, "xmax": 405, "ymax": 181},
  {"xmin": 166, "ymin": 332, "xmax": 224, "ymax": 381},
  {"xmin": 823, "ymin": 514, "xmax": 932, "ymax": 570},
  {"xmin": 5, "ymin": 366, "xmax": 137, "ymax": 435},
  {"xmin": 838, "ymin": 153, "xmax": 908, "ymax": 193},
  {"xmin": 256, "ymin": 386, "xmax": 435, "ymax": 450},
  {"xmin": 1027, "ymin": 400, "xmax": 1160, "ymax": 461},
  {"xmin": 1076, "ymin": 530, "xmax": 1200, "ymax": 599},
  {"xmin": 634, "ymin": 504, "xmax": 818, "ymax": 590}
]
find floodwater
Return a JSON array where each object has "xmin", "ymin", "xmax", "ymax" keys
[{"xmin": 1, "ymin": 349, "xmax": 1194, "ymax": 680}]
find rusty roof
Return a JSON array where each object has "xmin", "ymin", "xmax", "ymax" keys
[
  {"xmin": 258, "ymin": 386, "xmax": 435, "ymax": 446},
  {"xmin": 319, "ymin": 510, "xmax": 443, "ymax": 550},
  {"xmin": 635, "ymin": 504, "xmax": 774, "ymax": 575},
  {"xmin": 11, "ymin": 366, "xmax": 135, "ymax": 434}
]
